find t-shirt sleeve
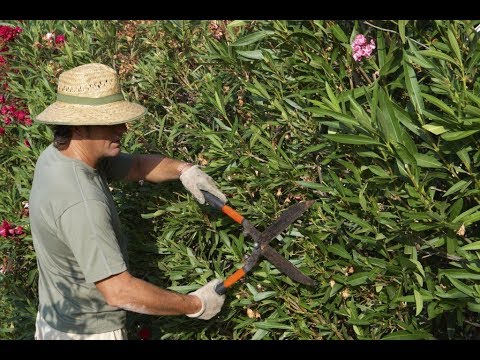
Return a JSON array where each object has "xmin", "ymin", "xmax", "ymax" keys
[
  {"xmin": 57, "ymin": 200, "xmax": 127, "ymax": 283},
  {"xmin": 99, "ymin": 152, "xmax": 134, "ymax": 182}
]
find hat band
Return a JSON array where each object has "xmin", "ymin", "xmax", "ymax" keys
[{"xmin": 56, "ymin": 93, "xmax": 124, "ymax": 105}]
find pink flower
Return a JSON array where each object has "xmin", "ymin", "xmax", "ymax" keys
[
  {"xmin": 55, "ymin": 34, "xmax": 66, "ymax": 44},
  {"xmin": 23, "ymin": 117, "xmax": 32, "ymax": 126},
  {"xmin": 0, "ymin": 220, "xmax": 11, "ymax": 237},
  {"xmin": 15, "ymin": 110, "xmax": 26, "ymax": 121},
  {"xmin": 0, "ymin": 95, "xmax": 5, "ymax": 103},
  {"xmin": 352, "ymin": 34, "xmax": 376, "ymax": 62},
  {"xmin": 14, "ymin": 226, "xmax": 24, "ymax": 235},
  {"xmin": 0, "ymin": 25, "xmax": 22, "ymax": 42},
  {"xmin": 1, "ymin": 105, "xmax": 10, "ymax": 115},
  {"xmin": 24, "ymin": 139, "xmax": 30, "ymax": 147},
  {"xmin": 0, "ymin": 127, "xmax": 4, "ymax": 135}
]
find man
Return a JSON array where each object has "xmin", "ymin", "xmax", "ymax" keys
[{"xmin": 29, "ymin": 63, "xmax": 227, "ymax": 340}]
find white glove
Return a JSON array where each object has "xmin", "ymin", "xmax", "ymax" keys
[
  {"xmin": 187, "ymin": 279, "xmax": 226, "ymax": 320},
  {"xmin": 179, "ymin": 165, "xmax": 227, "ymax": 205}
]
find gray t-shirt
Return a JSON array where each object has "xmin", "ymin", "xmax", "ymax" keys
[{"xmin": 29, "ymin": 144, "xmax": 133, "ymax": 334}]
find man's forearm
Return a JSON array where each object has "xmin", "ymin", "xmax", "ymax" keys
[
  {"xmin": 127, "ymin": 154, "xmax": 191, "ymax": 183},
  {"xmin": 96, "ymin": 271, "xmax": 202, "ymax": 316}
]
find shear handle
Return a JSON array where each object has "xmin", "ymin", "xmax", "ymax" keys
[{"xmin": 202, "ymin": 190, "xmax": 244, "ymax": 224}]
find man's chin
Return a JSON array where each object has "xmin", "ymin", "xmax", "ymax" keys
[{"xmin": 105, "ymin": 147, "xmax": 121, "ymax": 158}]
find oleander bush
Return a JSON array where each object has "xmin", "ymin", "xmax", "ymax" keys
[{"xmin": 1, "ymin": 19, "xmax": 480, "ymax": 340}]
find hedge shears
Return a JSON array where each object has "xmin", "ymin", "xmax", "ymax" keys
[{"xmin": 201, "ymin": 191, "xmax": 316, "ymax": 295}]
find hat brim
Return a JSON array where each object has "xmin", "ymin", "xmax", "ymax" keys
[{"xmin": 35, "ymin": 100, "xmax": 147, "ymax": 125}]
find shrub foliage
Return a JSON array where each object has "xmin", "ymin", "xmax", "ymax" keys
[{"xmin": 1, "ymin": 20, "xmax": 479, "ymax": 339}]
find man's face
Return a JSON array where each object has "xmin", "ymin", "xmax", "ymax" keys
[{"xmin": 81, "ymin": 123, "xmax": 128, "ymax": 159}]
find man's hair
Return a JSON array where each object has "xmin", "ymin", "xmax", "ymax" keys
[{"xmin": 53, "ymin": 125, "xmax": 72, "ymax": 150}]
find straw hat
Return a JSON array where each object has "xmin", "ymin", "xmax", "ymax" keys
[{"xmin": 35, "ymin": 63, "xmax": 147, "ymax": 125}]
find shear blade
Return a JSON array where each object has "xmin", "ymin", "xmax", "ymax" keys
[
  {"xmin": 256, "ymin": 200, "xmax": 315, "ymax": 246},
  {"xmin": 262, "ymin": 245, "xmax": 316, "ymax": 286}
]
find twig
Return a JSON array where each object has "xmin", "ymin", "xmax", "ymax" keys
[
  {"xmin": 363, "ymin": 21, "xmax": 429, "ymax": 49},
  {"xmin": 357, "ymin": 66, "xmax": 373, "ymax": 85},
  {"xmin": 464, "ymin": 320, "xmax": 480, "ymax": 328}
]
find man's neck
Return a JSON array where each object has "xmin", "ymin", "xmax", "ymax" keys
[{"xmin": 61, "ymin": 140, "xmax": 98, "ymax": 168}]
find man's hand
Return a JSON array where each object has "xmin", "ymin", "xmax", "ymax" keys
[
  {"xmin": 186, "ymin": 279, "xmax": 226, "ymax": 320},
  {"xmin": 179, "ymin": 165, "xmax": 227, "ymax": 204}
]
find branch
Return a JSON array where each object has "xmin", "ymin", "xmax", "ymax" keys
[{"xmin": 363, "ymin": 21, "xmax": 429, "ymax": 49}]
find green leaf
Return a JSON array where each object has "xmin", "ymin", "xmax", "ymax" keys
[
  {"xmin": 330, "ymin": 24, "xmax": 348, "ymax": 43},
  {"xmin": 464, "ymin": 211, "xmax": 480, "ymax": 226},
  {"xmin": 323, "ymin": 134, "xmax": 383, "ymax": 145},
  {"xmin": 227, "ymin": 20, "xmax": 247, "ymax": 28},
  {"xmin": 214, "ymin": 90, "xmax": 226, "ymax": 117},
  {"xmin": 446, "ymin": 275, "xmax": 475, "ymax": 296},
  {"xmin": 295, "ymin": 181, "xmax": 325, "ymax": 190},
  {"xmin": 441, "ymin": 130, "xmax": 479, "ymax": 141},
  {"xmin": 253, "ymin": 291, "xmax": 276, "ymax": 302},
  {"xmin": 414, "ymin": 153, "xmax": 442, "ymax": 168},
  {"xmin": 376, "ymin": 31, "xmax": 386, "ymax": 68},
  {"xmin": 382, "ymin": 331, "xmax": 433, "ymax": 340},
  {"xmin": 467, "ymin": 302, "xmax": 480, "ymax": 313},
  {"xmin": 461, "ymin": 241, "xmax": 480, "ymax": 251},
  {"xmin": 403, "ymin": 51, "xmax": 424, "ymax": 115},
  {"xmin": 414, "ymin": 289, "xmax": 423, "ymax": 316},
  {"xmin": 230, "ymin": 31, "xmax": 274, "ymax": 47},
  {"xmin": 339, "ymin": 211, "xmax": 376, "ymax": 234},
  {"xmin": 410, "ymin": 223, "xmax": 437, "ymax": 231},
  {"xmin": 367, "ymin": 165, "xmax": 391, "ymax": 177},
  {"xmin": 418, "ymin": 49, "xmax": 457, "ymax": 64},
  {"xmin": 452, "ymin": 205, "xmax": 480, "ymax": 223},
  {"xmin": 251, "ymin": 329, "xmax": 269, "ymax": 340},
  {"xmin": 409, "ymin": 259, "xmax": 425, "ymax": 278},
  {"xmin": 255, "ymin": 321, "xmax": 292, "ymax": 330},
  {"xmin": 377, "ymin": 89, "xmax": 403, "ymax": 144},
  {"xmin": 394, "ymin": 143, "xmax": 416, "ymax": 165},
  {"xmin": 284, "ymin": 98, "xmax": 304, "ymax": 111},
  {"xmin": 345, "ymin": 272, "xmax": 371, "ymax": 286},
  {"xmin": 423, "ymin": 123, "xmax": 448, "ymax": 135},
  {"xmin": 398, "ymin": 20, "xmax": 407, "ymax": 43},
  {"xmin": 27, "ymin": 268, "xmax": 38, "ymax": 286},
  {"xmin": 236, "ymin": 49, "xmax": 265, "ymax": 60},
  {"xmin": 325, "ymin": 82, "xmax": 341, "ymax": 112},
  {"xmin": 237, "ymin": 49, "xmax": 278, "ymax": 61},
  {"xmin": 456, "ymin": 147, "xmax": 471, "ymax": 170},
  {"xmin": 141, "ymin": 209, "xmax": 165, "ymax": 219},
  {"xmin": 407, "ymin": 54, "xmax": 435, "ymax": 69},
  {"xmin": 447, "ymin": 28, "xmax": 462, "ymax": 64},
  {"xmin": 421, "ymin": 93, "xmax": 456, "ymax": 117},
  {"xmin": 443, "ymin": 180, "xmax": 471, "ymax": 197},
  {"xmin": 252, "ymin": 78, "xmax": 271, "ymax": 100},
  {"xmin": 306, "ymin": 107, "xmax": 358, "ymax": 127},
  {"xmin": 327, "ymin": 244, "xmax": 352, "ymax": 260},
  {"xmin": 439, "ymin": 269, "xmax": 480, "ymax": 280}
]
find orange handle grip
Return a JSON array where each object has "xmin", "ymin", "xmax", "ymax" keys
[
  {"xmin": 223, "ymin": 268, "xmax": 246, "ymax": 288},
  {"xmin": 221, "ymin": 205, "xmax": 244, "ymax": 224}
]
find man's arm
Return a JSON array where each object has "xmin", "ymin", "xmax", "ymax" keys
[
  {"xmin": 125, "ymin": 154, "xmax": 226, "ymax": 204},
  {"xmin": 95, "ymin": 270, "xmax": 201, "ymax": 315},
  {"xmin": 126, "ymin": 154, "xmax": 190, "ymax": 183},
  {"xmin": 96, "ymin": 271, "xmax": 225, "ymax": 320}
]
